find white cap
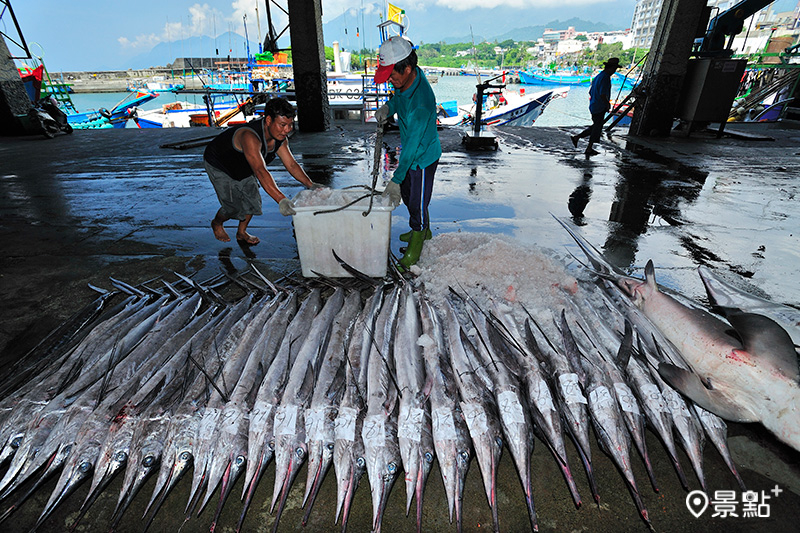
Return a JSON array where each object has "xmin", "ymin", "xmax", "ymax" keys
[{"xmin": 374, "ymin": 36, "xmax": 413, "ymax": 84}]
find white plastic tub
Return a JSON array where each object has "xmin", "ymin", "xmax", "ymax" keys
[{"xmin": 292, "ymin": 189, "xmax": 394, "ymax": 278}]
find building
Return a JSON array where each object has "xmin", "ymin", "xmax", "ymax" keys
[
  {"xmin": 630, "ymin": 0, "xmax": 800, "ymax": 51},
  {"xmin": 542, "ymin": 26, "xmax": 577, "ymax": 42},
  {"xmin": 630, "ymin": 0, "xmax": 663, "ymax": 49}
]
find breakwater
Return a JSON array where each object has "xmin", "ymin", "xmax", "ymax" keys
[
  {"xmin": 53, "ymin": 69, "xmax": 219, "ymax": 93},
  {"xmin": 58, "ymin": 66, "xmax": 519, "ymax": 93}
]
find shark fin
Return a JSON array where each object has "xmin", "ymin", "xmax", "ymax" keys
[
  {"xmin": 726, "ymin": 313, "xmax": 799, "ymax": 382},
  {"xmin": 644, "ymin": 260, "xmax": 658, "ymax": 291},
  {"xmin": 658, "ymin": 363, "xmax": 759, "ymax": 423}
]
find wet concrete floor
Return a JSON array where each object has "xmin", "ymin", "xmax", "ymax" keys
[{"xmin": 1, "ymin": 120, "xmax": 799, "ymax": 532}]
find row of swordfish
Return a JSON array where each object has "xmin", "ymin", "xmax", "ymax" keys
[{"xmin": 0, "ymin": 220, "xmax": 798, "ymax": 533}]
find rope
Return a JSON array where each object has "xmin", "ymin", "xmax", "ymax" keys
[{"xmin": 312, "ymin": 194, "xmax": 372, "ymax": 216}]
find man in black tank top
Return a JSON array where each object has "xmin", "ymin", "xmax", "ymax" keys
[{"xmin": 203, "ymin": 97, "xmax": 321, "ymax": 245}]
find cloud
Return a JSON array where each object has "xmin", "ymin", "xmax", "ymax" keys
[
  {"xmin": 433, "ymin": 0, "xmax": 604, "ymax": 8},
  {"xmin": 118, "ymin": 34, "xmax": 161, "ymax": 50},
  {"xmin": 320, "ymin": 0, "xmax": 603, "ymax": 22},
  {"xmin": 434, "ymin": 0, "xmax": 607, "ymax": 7},
  {"xmin": 118, "ymin": 2, "xmax": 246, "ymax": 50},
  {"xmin": 320, "ymin": 1, "xmax": 382, "ymax": 23}
]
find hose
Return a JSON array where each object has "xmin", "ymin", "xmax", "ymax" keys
[{"xmin": 362, "ymin": 125, "xmax": 384, "ymax": 217}]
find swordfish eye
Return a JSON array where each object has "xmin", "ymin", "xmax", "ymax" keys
[
  {"xmin": 10, "ymin": 436, "xmax": 22, "ymax": 448},
  {"xmin": 495, "ymin": 436, "xmax": 503, "ymax": 449},
  {"xmin": 179, "ymin": 451, "xmax": 191, "ymax": 462},
  {"xmin": 267, "ymin": 441, "xmax": 275, "ymax": 451},
  {"xmin": 459, "ymin": 450, "xmax": 470, "ymax": 463},
  {"xmin": 326, "ymin": 442, "xmax": 335, "ymax": 451},
  {"xmin": 114, "ymin": 451, "xmax": 128, "ymax": 463},
  {"xmin": 424, "ymin": 452, "xmax": 434, "ymax": 464},
  {"xmin": 295, "ymin": 447, "xmax": 305, "ymax": 459},
  {"xmin": 387, "ymin": 462, "xmax": 398, "ymax": 475},
  {"xmin": 235, "ymin": 455, "xmax": 246, "ymax": 467},
  {"xmin": 79, "ymin": 461, "xmax": 92, "ymax": 473},
  {"xmin": 356, "ymin": 457, "xmax": 366, "ymax": 468},
  {"xmin": 143, "ymin": 455, "xmax": 156, "ymax": 467}
]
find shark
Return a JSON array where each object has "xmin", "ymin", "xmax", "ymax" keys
[{"xmin": 555, "ymin": 215, "xmax": 800, "ymax": 453}]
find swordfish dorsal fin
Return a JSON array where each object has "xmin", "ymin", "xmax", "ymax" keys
[
  {"xmin": 726, "ymin": 312, "xmax": 799, "ymax": 382},
  {"xmin": 657, "ymin": 363, "xmax": 760, "ymax": 423}
]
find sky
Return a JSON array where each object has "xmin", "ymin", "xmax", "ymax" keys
[
  {"xmin": 6, "ymin": 0, "xmax": 636, "ymax": 70},
  {"xmin": 7, "ymin": 1, "xmax": 796, "ymax": 71}
]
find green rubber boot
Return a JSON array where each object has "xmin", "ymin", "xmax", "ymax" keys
[
  {"xmin": 399, "ymin": 227, "xmax": 432, "ymax": 242},
  {"xmin": 399, "ymin": 230, "xmax": 426, "ymax": 271}
]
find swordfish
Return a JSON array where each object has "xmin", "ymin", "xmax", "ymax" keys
[{"xmin": 556, "ymin": 216, "xmax": 800, "ymax": 453}]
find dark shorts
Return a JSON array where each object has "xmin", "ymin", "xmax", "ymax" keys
[{"xmin": 205, "ymin": 161, "xmax": 262, "ymax": 221}]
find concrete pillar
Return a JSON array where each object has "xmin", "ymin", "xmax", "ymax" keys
[
  {"xmin": 332, "ymin": 41, "xmax": 342, "ymax": 74},
  {"xmin": 629, "ymin": 0, "xmax": 708, "ymax": 137},
  {"xmin": 287, "ymin": 0, "xmax": 329, "ymax": 132},
  {"xmin": 0, "ymin": 36, "xmax": 32, "ymax": 136}
]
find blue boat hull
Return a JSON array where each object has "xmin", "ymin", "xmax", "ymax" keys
[
  {"xmin": 519, "ymin": 70, "xmax": 636, "ymax": 89},
  {"xmin": 519, "ymin": 70, "xmax": 591, "ymax": 86}
]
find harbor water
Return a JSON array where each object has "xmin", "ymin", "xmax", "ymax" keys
[{"xmin": 70, "ymin": 74, "xmax": 631, "ymax": 129}]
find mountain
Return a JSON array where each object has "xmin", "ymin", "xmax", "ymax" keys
[
  {"xmin": 322, "ymin": 2, "xmax": 636, "ymax": 50},
  {"xmin": 491, "ymin": 18, "xmax": 620, "ymax": 43},
  {"xmin": 127, "ymin": 31, "xmax": 264, "ymax": 69},
  {"xmin": 125, "ymin": 2, "xmax": 636, "ymax": 69}
]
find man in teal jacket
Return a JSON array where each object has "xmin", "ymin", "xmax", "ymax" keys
[{"xmin": 374, "ymin": 36, "xmax": 442, "ymax": 270}]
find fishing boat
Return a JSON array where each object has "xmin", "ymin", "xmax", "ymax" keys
[
  {"xmin": 437, "ymin": 86, "xmax": 569, "ymax": 127},
  {"xmin": 519, "ymin": 69, "xmax": 592, "ymax": 86},
  {"xmin": 71, "ymin": 90, "xmax": 159, "ymax": 129},
  {"xmin": 519, "ymin": 69, "xmax": 636, "ymax": 89},
  {"xmin": 131, "ymin": 99, "xmax": 255, "ymax": 128},
  {"xmin": 18, "ymin": 63, "xmax": 157, "ymax": 129}
]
